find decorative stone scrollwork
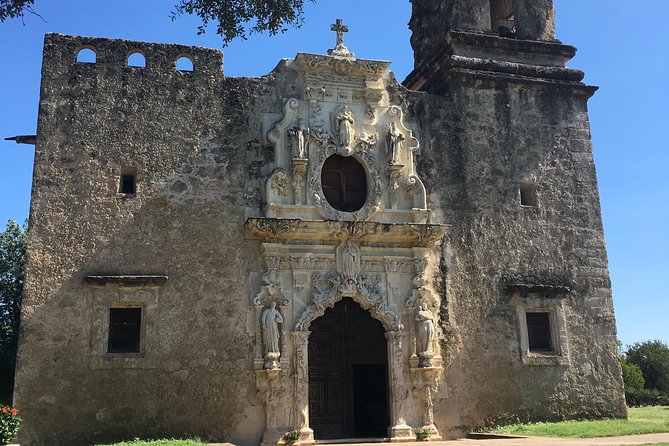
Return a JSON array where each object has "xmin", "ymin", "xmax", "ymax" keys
[
  {"xmin": 268, "ymin": 98, "xmax": 299, "ymax": 146},
  {"xmin": 308, "ymin": 130, "xmax": 384, "ymax": 221},
  {"xmin": 294, "ymin": 272, "xmax": 402, "ymax": 332},
  {"xmin": 296, "ymin": 53, "xmax": 390, "ymax": 77},
  {"xmin": 406, "ymin": 224, "xmax": 446, "ymax": 245},
  {"xmin": 247, "ymin": 218, "xmax": 303, "ymax": 242},
  {"xmin": 267, "ymin": 168, "xmax": 289, "ymax": 200}
]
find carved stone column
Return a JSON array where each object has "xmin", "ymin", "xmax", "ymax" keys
[
  {"xmin": 256, "ymin": 369, "xmax": 290, "ymax": 446},
  {"xmin": 386, "ymin": 330, "xmax": 413, "ymax": 441},
  {"xmin": 411, "ymin": 367, "xmax": 443, "ymax": 441},
  {"xmin": 291, "ymin": 158, "xmax": 308, "ymax": 205},
  {"xmin": 292, "ymin": 331, "xmax": 314, "ymax": 444}
]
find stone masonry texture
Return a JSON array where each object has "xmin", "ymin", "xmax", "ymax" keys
[{"xmin": 14, "ymin": 2, "xmax": 626, "ymax": 445}]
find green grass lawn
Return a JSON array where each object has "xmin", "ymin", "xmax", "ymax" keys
[
  {"xmin": 95, "ymin": 439, "xmax": 206, "ymax": 446},
  {"xmin": 487, "ymin": 406, "xmax": 669, "ymax": 438}
]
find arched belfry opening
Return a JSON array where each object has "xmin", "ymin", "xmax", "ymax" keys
[
  {"xmin": 490, "ymin": 0, "xmax": 516, "ymax": 36},
  {"xmin": 308, "ymin": 298, "xmax": 390, "ymax": 439}
]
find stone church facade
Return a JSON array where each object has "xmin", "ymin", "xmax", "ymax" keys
[{"xmin": 14, "ymin": 1, "xmax": 626, "ymax": 445}]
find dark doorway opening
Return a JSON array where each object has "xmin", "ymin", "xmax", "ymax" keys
[{"xmin": 309, "ymin": 298, "xmax": 390, "ymax": 439}]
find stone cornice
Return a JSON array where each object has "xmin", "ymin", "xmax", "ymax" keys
[
  {"xmin": 244, "ymin": 218, "xmax": 447, "ymax": 246},
  {"xmin": 295, "ymin": 53, "xmax": 391, "ymax": 78},
  {"xmin": 84, "ymin": 275, "xmax": 168, "ymax": 287},
  {"xmin": 404, "ymin": 30, "xmax": 589, "ymax": 93}
]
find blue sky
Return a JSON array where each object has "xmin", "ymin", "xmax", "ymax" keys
[{"xmin": 0, "ymin": 1, "xmax": 667, "ymax": 348}]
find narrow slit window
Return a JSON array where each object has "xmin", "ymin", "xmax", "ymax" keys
[
  {"xmin": 526, "ymin": 312, "xmax": 552, "ymax": 352},
  {"xmin": 107, "ymin": 308, "xmax": 142, "ymax": 353},
  {"xmin": 119, "ymin": 166, "xmax": 137, "ymax": 194},
  {"xmin": 520, "ymin": 182, "xmax": 537, "ymax": 207}
]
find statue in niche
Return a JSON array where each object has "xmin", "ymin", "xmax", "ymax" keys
[
  {"xmin": 387, "ymin": 122, "xmax": 405, "ymax": 165},
  {"xmin": 262, "ymin": 301, "xmax": 284, "ymax": 369},
  {"xmin": 288, "ymin": 117, "xmax": 309, "ymax": 160},
  {"xmin": 336, "ymin": 106, "xmax": 355, "ymax": 149},
  {"xmin": 416, "ymin": 304, "xmax": 435, "ymax": 367},
  {"xmin": 342, "ymin": 240, "xmax": 359, "ymax": 280}
]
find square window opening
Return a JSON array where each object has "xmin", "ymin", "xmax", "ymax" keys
[
  {"xmin": 520, "ymin": 182, "xmax": 537, "ymax": 207},
  {"xmin": 108, "ymin": 307, "xmax": 142, "ymax": 353},
  {"xmin": 120, "ymin": 167, "xmax": 137, "ymax": 194},
  {"xmin": 526, "ymin": 312, "xmax": 552, "ymax": 353}
]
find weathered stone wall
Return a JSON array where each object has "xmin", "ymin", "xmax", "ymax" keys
[
  {"xmin": 397, "ymin": 71, "xmax": 626, "ymax": 430},
  {"xmin": 14, "ymin": 27, "xmax": 625, "ymax": 446},
  {"xmin": 15, "ymin": 34, "xmax": 275, "ymax": 446}
]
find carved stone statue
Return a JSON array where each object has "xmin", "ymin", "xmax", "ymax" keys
[
  {"xmin": 416, "ymin": 304, "xmax": 435, "ymax": 366},
  {"xmin": 288, "ymin": 117, "xmax": 309, "ymax": 160},
  {"xmin": 342, "ymin": 240, "xmax": 359, "ymax": 280},
  {"xmin": 336, "ymin": 106, "xmax": 355, "ymax": 149},
  {"xmin": 387, "ymin": 122, "xmax": 405, "ymax": 165},
  {"xmin": 262, "ymin": 301, "xmax": 284, "ymax": 369}
]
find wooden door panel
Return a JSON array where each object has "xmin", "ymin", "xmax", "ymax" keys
[{"xmin": 309, "ymin": 298, "xmax": 389, "ymax": 439}]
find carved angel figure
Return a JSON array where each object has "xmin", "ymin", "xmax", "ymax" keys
[
  {"xmin": 387, "ymin": 122, "xmax": 405, "ymax": 165},
  {"xmin": 336, "ymin": 106, "xmax": 355, "ymax": 148},
  {"xmin": 416, "ymin": 304, "xmax": 435, "ymax": 359},
  {"xmin": 262, "ymin": 301, "xmax": 283, "ymax": 356}
]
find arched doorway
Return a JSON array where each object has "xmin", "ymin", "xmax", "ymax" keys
[{"xmin": 308, "ymin": 298, "xmax": 390, "ymax": 439}]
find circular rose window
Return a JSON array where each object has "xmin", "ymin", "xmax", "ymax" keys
[{"xmin": 321, "ymin": 155, "xmax": 367, "ymax": 212}]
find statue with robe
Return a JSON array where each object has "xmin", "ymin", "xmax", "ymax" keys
[
  {"xmin": 342, "ymin": 240, "xmax": 359, "ymax": 280},
  {"xmin": 288, "ymin": 117, "xmax": 308, "ymax": 160},
  {"xmin": 387, "ymin": 122, "xmax": 405, "ymax": 165},
  {"xmin": 262, "ymin": 301, "xmax": 283, "ymax": 365},
  {"xmin": 336, "ymin": 106, "xmax": 355, "ymax": 148},
  {"xmin": 416, "ymin": 304, "xmax": 435, "ymax": 366}
]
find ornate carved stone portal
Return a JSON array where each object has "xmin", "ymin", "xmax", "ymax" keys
[{"xmin": 247, "ymin": 32, "xmax": 449, "ymax": 445}]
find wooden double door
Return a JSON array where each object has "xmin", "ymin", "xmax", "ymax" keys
[{"xmin": 308, "ymin": 298, "xmax": 390, "ymax": 439}]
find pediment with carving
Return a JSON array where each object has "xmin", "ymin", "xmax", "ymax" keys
[{"xmin": 263, "ymin": 51, "xmax": 432, "ymax": 225}]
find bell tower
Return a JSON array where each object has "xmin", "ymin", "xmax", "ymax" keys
[{"xmin": 405, "ymin": 0, "xmax": 573, "ymax": 93}]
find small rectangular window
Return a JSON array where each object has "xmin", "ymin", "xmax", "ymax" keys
[
  {"xmin": 108, "ymin": 308, "xmax": 142, "ymax": 353},
  {"xmin": 119, "ymin": 166, "xmax": 137, "ymax": 194},
  {"xmin": 520, "ymin": 182, "xmax": 537, "ymax": 207},
  {"xmin": 526, "ymin": 312, "xmax": 552, "ymax": 352}
]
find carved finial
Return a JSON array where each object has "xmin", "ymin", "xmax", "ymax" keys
[{"xmin": 328, "ymin": 18, "xmax": 355, "ymax": 58}]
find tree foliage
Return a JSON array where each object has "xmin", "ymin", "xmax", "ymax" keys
[
  {"xmin": 1, "ymin": 0, "xmax": 316, "ymax": 46},
  {"xmin": 625, "ymin": 340, "xmax": 669, "ymax": 394},
  {"xmin": 620, "ymin": 357, "xmax": 645, "ymax": 393},
  {"xmin": 171, "ymin": 0, "xmax": 315, "ymax": 45},
  {"xmin": 0, "ymin": 220, "xmax": 27, "ymax": 404},
  {"xmin": 0, "ymin": 0, "xmax": 34, "ymax": 21}
]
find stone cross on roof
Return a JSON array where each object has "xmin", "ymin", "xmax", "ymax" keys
[{"xmin": 328, "ymin": 18, "xmax": 355, "ymax": 58}]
